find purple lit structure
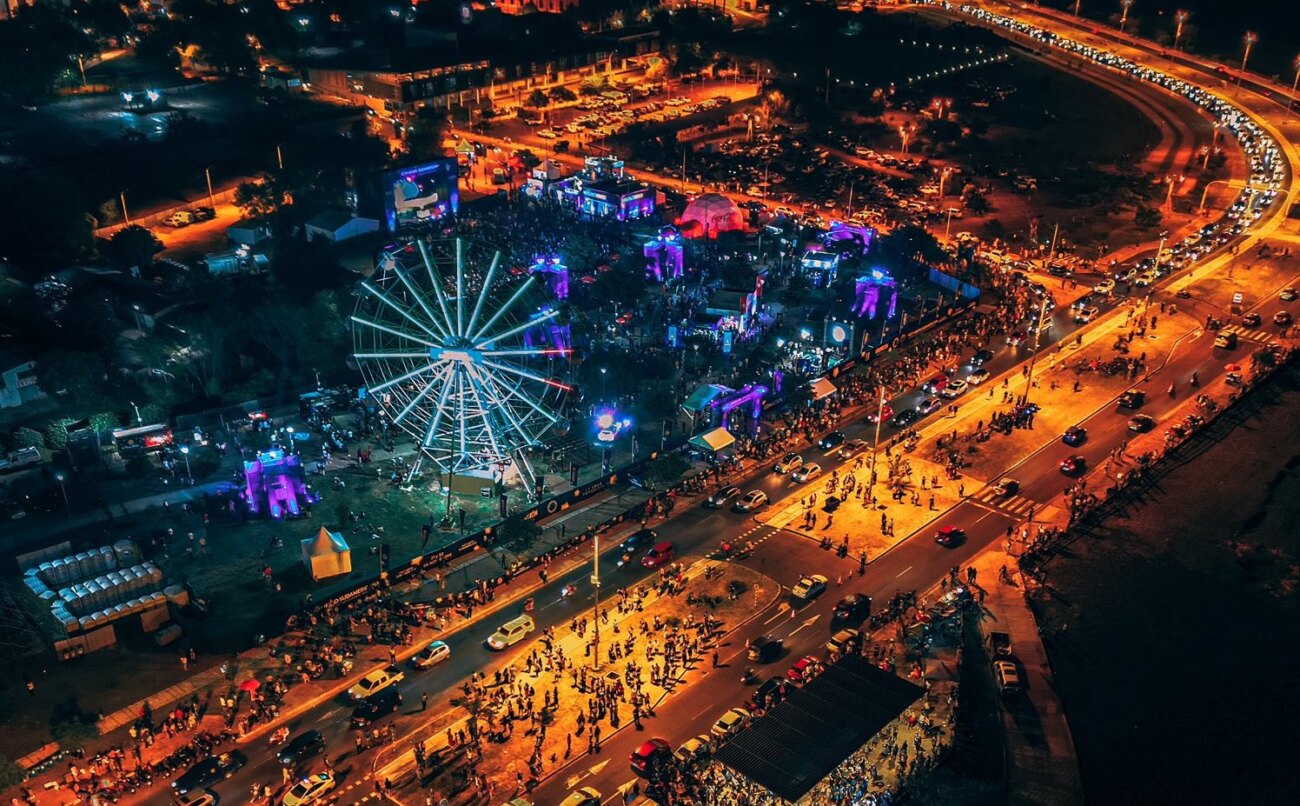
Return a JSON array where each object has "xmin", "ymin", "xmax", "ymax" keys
[
  {"xmin": 530, "ymin": 256, "xmax": 570, "ymax": 300},
  {"xmin": 822, "ymin": 220, "xmax": 875, "ymax": 256},
  {"xmin": 854, "ymin": 269, "xmax": 899, "ymax": 320},
  {"xmin": 644, "ymin": 226, "xmax": 685, "ymax": 282},
  {"xmin": 551, "ymin": 156, "xmax": 655, "ymax": 220},
  {"xmin": 709, "ymin": 384, "xmax": 768, "ymax": 433},
  {"xmin": 243, "ymin": 448, "xmax": 316, "ymax": 519}
]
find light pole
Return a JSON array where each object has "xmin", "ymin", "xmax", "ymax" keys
[
  {"xmin": 1153, "ymin": 231, "xmax": 1168, "ymax": 274},
  {"xmin": 1163, "ymin": 174, "xmax": 1183, "ymax": 211},
  {"xmin": 55, "ymin": 473, "xmax": 69, "ymax": 516},
  {"xmin": 130, "ymin": 400, "xmax": 142, "ymax": 424},
  {"xmin": 1020, "ymin": 297, "xmax": 1050, "ymax": 406},
  {"xmin": 119, "ymin": 191, "xmax": 131, "ymax": 226},
  {"xmin": 898, "ymin": 124, "xmax": 912, "ymax": 154},
  {"xmin": 1119, "ymin": 0, "xmax": 1133, "ymax": 34},
  {"xmin": 944, "ymin": 207, "xmax": 958, "ymax": 239},
  {"xmin": 132, "ymin": 304, "xmax": 142, "ymax": 330},
  {"xmin": 1241, "ymin": 32, "xmax": 1257, "ymax": 74},
  {"xmin": 867, "ymin": 386, "xmax": 887, "ymax": 500},
  {"xmin": 1073, "ymin": 0, "xmax": 1081, "ymax": 17},
  {"xmin": 205, "ymin": 167, "xmax": 216, "ymax": 210},
  {"xmin": 1290, "ymin": 55, "xmax": 1300, "ymax": 119},
  {"xmin": 180, "ymin": 445, "xmax": 193, "ymax": 484},
  {"xmin": 1173, "ymin": 10, "xmax": 1189, "ymax": 51},
  {"xmin": 938, "ymin": 166, "xmax": 953, "ymax": 199},
  {"xmin": 591, "ymin": 532, "xmax": 602, "ymax": 671},
  {"xmin": 600, "ymin": 367, "xmax": 607, "ymax": 400}
]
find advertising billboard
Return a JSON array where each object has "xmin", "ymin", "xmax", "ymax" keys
[{"xmin": 381, "ymin": 159, "xmax": 459, "ymax": 231}]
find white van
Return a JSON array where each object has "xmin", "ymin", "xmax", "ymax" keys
[{"xmin": 486, "ymin": 614, "xmax": 535, "ymax": 650}]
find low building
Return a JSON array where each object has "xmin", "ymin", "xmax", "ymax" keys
[
  {"xmin": 551, "ymin": 156, "xmax": 654, "ymax": 220},
  {"xmin": 0, "ymin": 351, "xmax": 45, "ymax": 410},
  {"xmin": 304, "ymin": 210, "xmax": 381, "ymax": 243},
  {"xmin": 496, "ymin": 0, "xmax": 580, "ymax": 13},
  {"xmin": 227, "ymin": 219, "xmax": 273, "ymax": 247}
]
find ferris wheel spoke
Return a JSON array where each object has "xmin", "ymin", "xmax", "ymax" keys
[
  {"xmin": 361, "ymin": 281, "xmax": 441, "ymax": 340},
  {"xmin": 350, "ymin": 316, "xmax": 436, "ymax": 348},
  {"xmin": 474, "ymin": 309, "xmax": 559, "ymax": 350},
  {"xmin": 353, "ymin": 352, "xmax": 430, "ymax": 360},
  {"xmin": 465, "ymin": 251, "xmax": 501, "ymax": 340},
  {"xmin": 480, "ymin": 364, "xmax": 561, "ymax": 426},
  {"xmin": 388, "ymin": 260, "xmax": 451, "ymax": 340},
  {"xmin": 455, "ymin": 240, "xmax": 465, "ymax": 338},
  {"xmin": 480, "ymin": 347, "xmax": 571, "ymax": 358},
  {"xmin": 462, "ymin": 365, "xmax": 511, "ymax": 461},
  {"xmin": 367, "ymin": 360, "xmax": 438, "ymax": 395},
  {"xmin": 421, "ymin": 367, "xmax": 457, "ymax": 450},
  {"xmin": 392, "ymin": 363, "xmax": 450, "ymax": 427},
  {"xmin": 470, "ymin": 275, "xmax": 537, "ymax": 343},
  {"xmin": 467, "ymin": 364, "xmax": 538, "ymax": 448},
  {"xmin": 417, "ymin": 240, "xmax": 458, "ymax": 340}
]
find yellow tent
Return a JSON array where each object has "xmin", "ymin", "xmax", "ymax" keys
[{"xmin": 301, "ymin": 527, "xmax": 352, "ymax": 582}]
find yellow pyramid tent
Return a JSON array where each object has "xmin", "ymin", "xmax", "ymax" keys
[{"xmin": 301, "ymin": 527, "xmax": 352, "ymax": 581}]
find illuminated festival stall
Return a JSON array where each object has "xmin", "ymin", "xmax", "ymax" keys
[
  {"xmin": 644, "ymin": 226, "xmax": 685, "ymax": 281},
  {"xmin": 551, "ymin": 156, "xmax": 655, "ymax": 220},
  {"xmin": 678, "ymin": 193, "xmax": 745, "ymax": 239},
  {"xmin": 243, "ymin": 448, "xmax": 316, "ymax": 519}
]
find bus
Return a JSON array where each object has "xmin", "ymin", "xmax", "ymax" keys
[{"xmin": 112, "ymin": 423, "xmax": 175, "ymax": 455}]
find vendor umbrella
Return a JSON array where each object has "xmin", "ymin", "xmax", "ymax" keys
[
  {"xmin": 239, "ymin": 678, "xmax": 261, "ymax": 692},
  {"xmin": 1224, "ymin": 363, "xmax": 1242, "ymax": 372}
]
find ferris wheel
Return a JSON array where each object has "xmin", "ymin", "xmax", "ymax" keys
[{"xmin": 352, "ymin": 238, "xmax": 570, "ymax": 486}]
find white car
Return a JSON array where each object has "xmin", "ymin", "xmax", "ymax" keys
[
  {"xmin": 967, "ymin": 368, "xmax": 991, "ymax": 385},
  {"xmin": 994, "ymin": 660, "xmax": 1022, "ymax": 694},
  {"xmin": 791, "ymin": 574, "xmax": 828, "ymax": 600},
  {"xmin": 1073, "ymin": 306, "xmax": 1100, "ymax": 324},
  {"xmin": 1093, "ymin": 278, "xmax": 1115, "ymax": 294},
  {"xmin": 774, "ymin": 453, "xmax": 804, "ymax": 474},
  {"xmin": 837, "ymin": 439, "xmax": 869, "ymax": 460},
  {"xmin": 939, "ymin": 379, "xmax": 968, "ymax": 399},
  {"xmin": 281, "ymin": 773, "xmax": 336, "ymax": 806},
  {"xmin": 537, "ymin": 129, "xmax": 559, "ymax": 139},
  {"xmin": 732, "ymin": 490, "xmax": 768, "ymax": 513},
  {"xmin": 791, "ymin": 463, "xmax": 822, "ymax": 483},
  {"xmin": 410, "ymin": 640, "xmax": 450, "ymax": 670},
  {"xmin": 347, "ymin": 666, "xmax": 404, "ymax": 700},
  {"xmin": 711, "ymin": 707, "xmax": 749, "ymax": 738},
  {"xmin": 917, "ymin": 397, "xmax": 942, "ymax": 416}
]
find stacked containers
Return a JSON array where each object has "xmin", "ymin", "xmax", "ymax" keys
[{"xmin": 113, "ymin": 540, "xmax": 139, "ymax": 567}]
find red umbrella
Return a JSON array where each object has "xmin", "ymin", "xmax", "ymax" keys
[
  {"xmin": 1224, "ymin": 363, "xmax": 1242, "ymax": 372},
  {"xmin": 239, "ymin": 678, "xmax": 260, "ymax": 692}
]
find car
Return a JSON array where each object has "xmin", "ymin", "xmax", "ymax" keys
[
  {"xmin": 1093, "ymin": 278, "xmax": 1115, "ymax": 294},
  {"xmin": 993, "ymin": 660, "xmax": 1022, "ymax": 694},
  {"xmin": 831, "ymin": 593, "xmax": 872, "ymax": 625},
  {"xmin": 917, "ymin": 397, "xmax": 942, "ymax": 416},
  {"xmin": 641, "ymin": 541, "xmax": 677, "ymax": 569},
  {"xmin": 994, "ymin": 478, "xmax": 1020, "ymax": 496},
  {"xmin": 922, "ymin": 374, "xmax": 949, "ymax": 393},
  {"xmin": 891, "ymin": 409, "xmax": 919, "ymax": 427},
  {"xmin": 791, "ymin": 463, "xmax": 822, "ymax": 483},
  {"xmin": 560, "ymin": 786, "xmax": 603, "ymax": 806},
  {"xmin": 629, "ymin": 738, "xmax": 672, "ymax": 778},
  {"xmin": 967, "ymin": 368, "xmax": 991, "ymax": 385},
  {"xmin": 748, "ymin": 677, "xmax": 787, "ymax": 712},
  {"xmin": 733, "ymin": 490, "xmax": 768, "ymax": 512},
  {"xmin": 1059, "ymin": 455, "xmax": 1086, "ymax": 475},
  {"xmin": 537, "ymin": 129, "xmax": 559, "ymax": 139},
  {"xmin": 1118, "ymin": 390, "xmax": 1146, "ymax": 409},
  {"xmin": 705, "ymin": 486, "xmax": 742, "ymax": 509},
  {"xmin": 175, "ymin": 791, "xmax": 217, "ymax": 806},
  {"xmin": 278, "ymin": 730, "xmax": 326, "ymax": 767},
  {"xmin": 865, "ymin": 403, "xmax": 895, "ymax": 423},
  {"xmin": 1073, "ymin": 306, "xmax": 1100, "ymax": 324},
  {"xmin": 1213, "ymin": 332, "xmax": 1238, "ymax": 349},
  {"xmin": 1062, "ymin": 426, "xmax": 1087, "ymax": 447},
  {"xmin": 970, "ymin": 348, "xmax": 995, "ymax": 366},
  {"xmin": 746, "ymin": 635, "xmax": 784, "ymax": 663},
  {"xmin": 410, "ymin": 640, "xmax": 451, "ymax": 670},
  {"xmin": 825, "ymin": 628, "xmax": 862, "ymax": 656},
  {"xmin": 935, "ymin": 525, "xmax": 966, "ymax": 547},
  {"xmin": 350, "ymin": 686, "xmax": 402, "ymax": 727},
  {"xmin": 1242, "ymin": 312, "xmax": 1262, "ymax": 327},
  {"xmin": 281, "ymin": 772, "xmax": 337, "ymax": 806},
  {"xmin": 786, "ymin": 655, "xmax": 822, "ymax": 681},
  {"xmin": 191, "ymin": 206, "xmax": 216, "ymax": 222},
  {"xmin": 347, "ymin": 665, "xmax": 405, "ymax": 700},
  {"xmin": 486, "ymin": 614, "xmax": 535, "ymax": 650},
  {"xmin": 491, "ymin": 168, "xmax": 508, "ymax": 185},
  {"xmin": 674, "ymin": 735, "xmax": 712, "ymax": 767},
  {"xmin": 621, "ymin": 528, "xmax": 658, "ymax": 555},
  {"xmin": 817, "ymin": 431, "xmax": 846, "ymax": 450},
  {"xmin": 163, "ymin": 210, "xmax": 194, "ymax": 228},
  {"xmin": 939, "ymin": 379, "xmax": 968, "ymax": 399},
  {"xmin": 790, "ymin": 574, "xmax": 828, "ymax": 600},
  {"xmin": 1281, "ymin": 286, "xmax": 1297, "ymax": 301},
  {"xmin": 1128, "ymin": 414, "xmax": 1157, "ymax": 432},
  {"xmin": 837, "ymin": 439, "xmax": 869, "ymax": 460},
  {"xmin": 172, "ymin": 752, "xmax": 247, "ymax": 794},
  {"xmin": 774, "ymin": 453, "xmax": 804, "ymax": 474},
  {"xmin": 1274, "ymin": 311, "xmax": 1293, "ymax": 326},
  {"xmin": 710, "ymin": 708, "xmax": 750, "ymax": 738},
  {"xmin": 1007, "ymin": 329, "xmax": 1028, "ymax": 346}
]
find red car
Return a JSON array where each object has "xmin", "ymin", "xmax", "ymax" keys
[
  {"xmin": 865, "ymin": 403, "xmax": 895, "ymax": 424},
  {"xmin": 1059, "ymin": 455, "xmax": 1086, "ymax": 475},
  {"xmin": 786, "ymin": 655, "xmax": 821, "ymax": 682},
  {"xmin": 629, "ymin": 738, "xmax": 672, "ymax": 778},
  {"xmin": 935, "ymin": 526, "xmax": 966, "ymax": 547},
  {"xmin": 641, "ymin": 541, "xmax": 677, "ymax": 569}
]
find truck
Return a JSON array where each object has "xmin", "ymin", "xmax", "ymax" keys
[
  {"xmin": 985, "ymin": 630, "xmax": 1013, "ymax": 659},
  {"xmin": 0, "ymin": 447, "xmax": 43, "ymax": 475}
]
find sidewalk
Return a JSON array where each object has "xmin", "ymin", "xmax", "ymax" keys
[{"xmin": 969, "ymin": 542, "xmax": 1085, "ymax": 806}]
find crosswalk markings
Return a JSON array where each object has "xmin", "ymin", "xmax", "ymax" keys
[
  {"xmin": 970, "ymin": 488, "xmax": 1037, "ymax": 516},
  {"xmin": 1218, "ymin": 323, "xmax": 1273, "ymax": 343}
]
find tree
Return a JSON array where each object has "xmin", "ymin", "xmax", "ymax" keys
[
  {"xmin": 495, "ymin": 513, "xmax": 541, "ymax": 551},
  {"xmin": 548, "ymin": 86, "xmax": 577, "ymax": 103},
  {"xmin": 1249, "ymin": 347, "xmax": 1277, "ymax": 375},
  {"xmin": 525, "ymin": 89, "xmax": 549, "ymax": 109},
  {"xmin": 644, "ymin": 453, "xmax": 690, "ymax": 488},
  {"xmin": 407, "ymin": 107, "xmax": 449, "ymax": 159},
  {"xmin": 107, "ymin": 224, "xmax": 164, "ymax": 269},
  {"xmin": 12, "ymin": 427, "xmax": 45, "ymax": 450},
  {"xmin": 234, "ymin": 174, "xmax": 285, "ymax": 219},
  {"xmin": 35, "ymin": 350, "xmax": 106, "ymax": 405},
  {"xmin": 0, "ymin": 755, "xmax": 23, "ymax": 791},
  {"xmin": 1133, "ymin": 205, "xmax": 1162, "ymax": 229},
  {"xmin": 963, "ymin": 191, "xmax": 992, "ymax": 216},
  {"xmin": 0, "ymin": 172, "xmax": 93, "ymax": 268}
]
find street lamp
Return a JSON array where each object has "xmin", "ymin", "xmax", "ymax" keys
[
  {"xmin": 944, "ymin": 207, "xmax": 959, "ymax": 239},
  {"xmin": 1173, "ymin": 10, "xmax": 1189, "ymax": 51},
  {"xmin": 1118, "ymin": 0, "xmax": 1133, "ymax": 34},
  {"xmin": 1241, "ymin": 31, "xmax": 1258, "ymax": 74},
  {"xmin": 119, "ymin": 190, "xmax": 131, "ymax": 226},
  {"xmin": 180, "ymin": 445, "xmax": 193, "ymax": 484},
  {"xmin": 898, "ymin": 124, "xmax": 912, "ymax": 154},
  {"xmin": 130, "ymin": 400, "xmax": 142, "ymax": 424},
  {"xmin": 55, "ymin": 473, "xmax": 69, "ymax": 516},
  {"xmin": 600, "ymin": 367, "xmax": 607, "ymax": 400},
  {"xmin": 1073, "ymin": 0, "xmax": 1082, "ymax": 17},
  {"xmin": 205, "ymin": 166, "xmax": 216, "ymax": 210},
  {"xmin": 591, "ymin": 531, "xmax": 602, "ymax": 672}
]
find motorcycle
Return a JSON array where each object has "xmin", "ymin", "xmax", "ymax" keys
[
  {"xmin": 270, "ymin": 726, "xmax": 290, "ymax": 746},
  {"xmin": 561, "ymin": 583, "xmax": 578, "ymax": 598}
]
